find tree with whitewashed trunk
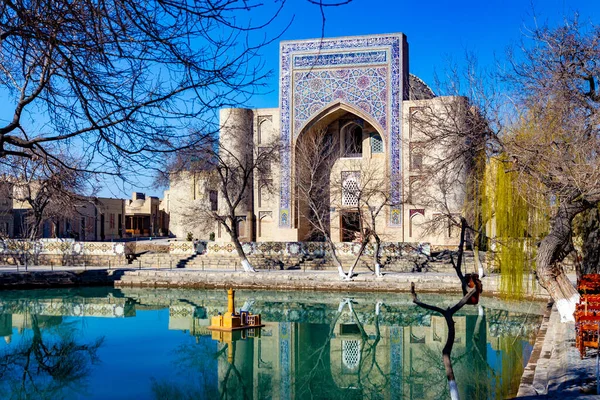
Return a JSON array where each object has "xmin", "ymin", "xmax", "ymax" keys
[
  {"xmin": 411, "ymin": 18, "xmax": 600, "ymax": 321},
  {"xmin": 405, "ymin": 89, "xmax": 492, "ymax": 279},
  {"xmin": 501, "ymin": 19, "xmax": 600, "ymax": 321},
  {"xmin": 165, "ymin": 135, "xmax": 279, "ymax": 273},
  {"xmin": 330, "ymin": 159, "xmax": 393, "ymax": 278},
  {"xmin": 295, "ymin": 124, "xmax": 392, "ymax": 280}
]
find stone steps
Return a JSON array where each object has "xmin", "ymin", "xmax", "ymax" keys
[{"xmin": 131, "ymin": 250, "xmax": 473, "ymax": 273}]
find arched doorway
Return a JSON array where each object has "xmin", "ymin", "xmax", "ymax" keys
[{"xmin": 294, "ymin": 105, "xmax": 386, "ymax": 242}]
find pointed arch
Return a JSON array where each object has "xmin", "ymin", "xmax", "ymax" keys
[{"xmin": 294, "ymin": 100, "xmax": 386, "ymax": 143}]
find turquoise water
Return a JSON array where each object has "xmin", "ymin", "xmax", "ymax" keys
[{"xmin": 0, "ymin": 287, "xmax": 544, "ymax": 399}]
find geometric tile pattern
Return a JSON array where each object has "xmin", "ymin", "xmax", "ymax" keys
[
  {"xmin": 293, "ymin": 67, "xmax": 388, "ymax": 134},
  {"xmin": 279, "ymin": 34, "xmax": 406, "ymax": 227}
]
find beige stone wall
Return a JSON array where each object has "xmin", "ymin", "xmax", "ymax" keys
[
  {"xmin": 217, "ymin": 108, "xmax": 255, "ymax": 242},
  {"xmin": 95, "ymin": 197, "xmax": 125, "ymax": 240},
  {"xmin": 401, "ymin": 96, "xmax": 469, "ymax": 247},
  {"xmin": 165, "ymin": 171, "xmax": 216, "ymax": 240},
  {"xmin": 253, "ymin": 108, "xmax": 280, "ymax": 242}
]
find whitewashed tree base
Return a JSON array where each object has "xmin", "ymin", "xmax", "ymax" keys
[
  {"xmin": 556, "ymin": 293, "xmax": 580, "ymax": 323},
  {"xmin": 449, "ymin": 380, "xmax": 460, "ymax": 400},
  {"xmin": 241, "ymin": 259, "xmax": 256, "ymax": 273}
]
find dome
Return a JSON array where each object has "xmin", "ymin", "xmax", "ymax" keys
[
  {"xmin": 408, "ymin": 74, "xmax": 436, "ymax": 100},
  {"xmin": 130, "ymin": 199, "xmax": 145, "ymax": 209}
]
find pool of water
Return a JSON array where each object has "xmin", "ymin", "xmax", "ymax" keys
[{"xmin": 0, "ymin": 287, "xmax": 544, "ymax": 399}]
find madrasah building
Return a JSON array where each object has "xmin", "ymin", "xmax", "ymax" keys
[{"xmin": 164, "ymin": 33, "xmax": 470, "ymax": 248}]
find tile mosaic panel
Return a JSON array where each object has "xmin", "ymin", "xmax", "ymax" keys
[
  {"xmin": 293, "ymin": 67, "xmax": 388, "ymax": 134},
  {"xmin": 279, "ymin": 35, "xmax": 405, "ymax": 227},
  {"xmin": 205, "ymin": 241, "xmax": 430, "ymax": 257}
]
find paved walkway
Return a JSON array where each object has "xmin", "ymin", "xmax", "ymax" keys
[{"xmin": 517, "ymin": 303, "xmax": 599, "ymax": 398}]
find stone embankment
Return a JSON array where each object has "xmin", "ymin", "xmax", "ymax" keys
[
  {"xmin": 114, "ymin": 269, "xmax": 550, "ymax": 298},
  {"xmin": 0, "ymin": 269, "xmax": 126, "ymax": 289}
]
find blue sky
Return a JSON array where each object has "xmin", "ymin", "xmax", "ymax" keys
[
  {"xmin": 100, "ymin": 0, "xmax": 599, "ymax": 197},
  {"xmin": 1, "ymin": 0, "xmax": 596, "ymax": 198},
  {"xmin": 243, "ymin": 0, "xmax": 597, "ymax": 110}
]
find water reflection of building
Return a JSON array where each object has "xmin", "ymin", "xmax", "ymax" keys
[
  {"xmin": 206, "ymin": 312, "xmax": 535, "ymax": 399},
  {"xmin": 0, "ymin": 292, "xmax": 541, "ymax": 399},
  {"xmin": 0, "ymin": 296, "xmax": 136, "ymax": 343}
]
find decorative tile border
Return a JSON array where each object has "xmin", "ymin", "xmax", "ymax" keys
[
  {"xmin": 292, "ymin": 50, "xmax": 388, "ymax": 68},
  {"xmin": 206, "ymin": 241, "xmax": 430, "ymax": 257},
  {"xmin": 0, "ymin": 300, "xmax": 135, "ymax": 318},
  {"xmin": 0, "ymin": 239, "xmax": 135, "ymax": 256},
  {"xmin": 279, "ymin": 34, "xmax": 406, "ymax": 227}
]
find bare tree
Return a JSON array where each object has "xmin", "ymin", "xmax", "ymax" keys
[
  {"xmin": 1, "ymin": 155, "xmax": 93, "ymax": 239},
  {"xmin": 295, "ymin": 124, "xmax": 391, "ymax": 280},
  {"xmin": 406, "ymin": 89, "xmax": 493, "ymax": 278},
  {"xmin": 406, "ymin": 18, "xmax": 600, "ymax": 323},
  {"xmin": 330, "ymin": 158, "xmax": 393, "ymax": 278},
  {"xmin": 295, "ymin": 124, "xmax": 345, "ymax": 276},
  {"xmin": 168, "ymin": 133, "xmax": 279, "ymax": 272},
  {"xmin": 0, "ymin": 0, "xmax": 358, "ymax": 179},
  {"xmin": 501, "ymin": 18, "xmax": 600, "ymax": 321}
]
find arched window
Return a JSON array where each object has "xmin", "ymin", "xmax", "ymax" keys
[{"xmin": 343, "ymin": 123, "xmax": 363, "ymax": 157}]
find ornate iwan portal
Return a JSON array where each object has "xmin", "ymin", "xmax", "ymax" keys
[{"xmin": 278, "ymin": 34, "xmax": 408, "ymax": 228}]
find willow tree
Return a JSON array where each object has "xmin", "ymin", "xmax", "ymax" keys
[
  {"xmin": 486, "ymin": 157, "xmax": 549, "ymax": 298},
  {"xmin": 502, "ymin": 19, "xmax": 600, "ymax": 321}
]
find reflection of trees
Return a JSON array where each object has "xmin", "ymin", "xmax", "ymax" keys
[
  {"xmin": 347, "ymin": 301, "xmax": 389, "ymax": 398},
  {"xmin": 296, "ymin": 299, "xmax": 347, "ymax": 399},
  {"xmin": 295, "ymin": 299, "xmax": 391, "ymax": 400},
  {"xmin": 217, "ymin": 342, "xmax": 252, "ymax": 400},
  {"xmin": 403, "ymin": 305, "xmax": 531, "ymax": 399},
  {"xmin": 0, "ymin": 314, "xmax": 103, "ymax": 400},
  {"xmin": 150, "ymin": 336, "xmax": 256, "ymax": 400}
]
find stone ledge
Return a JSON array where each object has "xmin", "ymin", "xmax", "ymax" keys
[
  {"xmin": 114, "ymin": 270, "xmax": 550, "ymax": 298},
  {"xmin": 0, "ymin": 270, "xmax": 126, "ymax": 289}
]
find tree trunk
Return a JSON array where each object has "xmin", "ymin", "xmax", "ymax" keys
[
  {"xmin": 346, "ymin": 238, "xmax": 369, "ymax": 279},
  {"xmin": 581, "ymin": 207, "xmax": 600, "ymax": 275},
  {"xmin": 325, "ymin": 236, "xmax": 347, "ymax": 279},
  {"xmin": 29, "ymin": 212, "xmax": 43, "ymax": 240},
  {"xmin": 373, "ymin": 234, "xmax": 382, "ymax": 277},
  {"xmin": 443, "ymin": 312, "xmax": 460, "ymax": 400},
  {"xmin": 536, "ymin": 202, "xmax": 583, "ymax": 322},
  {"xmin": 227, "ymin": 217, "xmax": 255, "ymax": 273}
]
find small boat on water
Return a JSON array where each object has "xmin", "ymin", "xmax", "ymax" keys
[{"xmin": 208, "ymin": 288, "xmax": 264, "ymax": 332}]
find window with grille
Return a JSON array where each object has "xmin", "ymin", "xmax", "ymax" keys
[
  {"xmin": 341, "ymin": 172, "xmax": 360, "ymax": 206},
  {"xmin": 342, "ymin": 339, "xmax": 361, "ymax": 373},
  {"xmin": 371, "ymin": 133, "xmax": 383, "ymax": 153}
]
